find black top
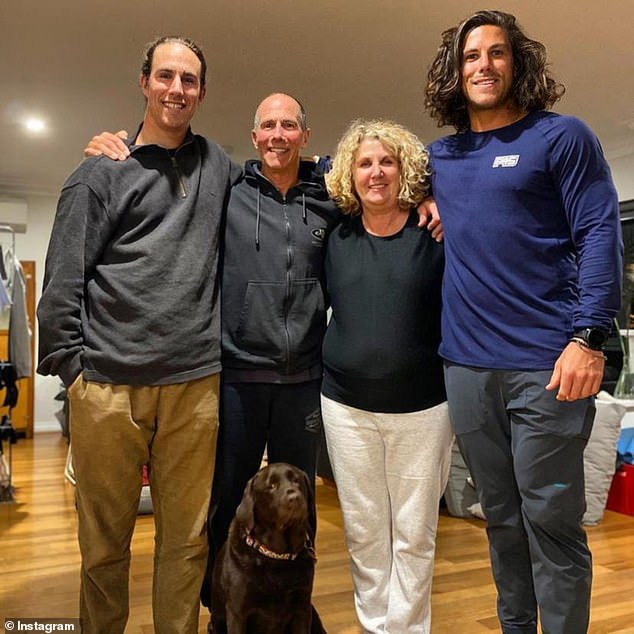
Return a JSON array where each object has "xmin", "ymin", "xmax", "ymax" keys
[{"xmin": 322, "ymin": 210, "xmax": 446, "ymax": 413}]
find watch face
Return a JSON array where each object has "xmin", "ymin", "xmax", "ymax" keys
[
  {"xmin": 574, "ymin": 328, "xmax": 608, "ymax": 349},
  {"xmin": 587, "ymin": 328, "xmax": 607, "ymax": 347}
]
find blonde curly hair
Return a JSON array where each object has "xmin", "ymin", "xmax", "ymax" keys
[{"xmin": 325, "ymin": 119, "xmax": 430, "ymax": 216}]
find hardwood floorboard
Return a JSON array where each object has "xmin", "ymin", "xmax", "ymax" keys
[{"xmin": 1, "ymin": 432, "xmax": 633, "ymax": 633}]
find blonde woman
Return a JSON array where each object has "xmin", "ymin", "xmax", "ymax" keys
[{"xmin": 321, "ymin": 119, "xmax": 453, "ymax": 633}]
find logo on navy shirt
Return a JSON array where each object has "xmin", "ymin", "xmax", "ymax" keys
[{"xmin": 492, "ymin": 154, "xmax": 520, "ymax": 168}]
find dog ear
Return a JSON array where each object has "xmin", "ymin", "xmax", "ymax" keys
[
  {"xmin": 303, "ymin": 470, "xmax": 317, "ymax": 543},
  {"xmin": 235, "ymin": 474, "xmax": 256, "ymax": 532}
]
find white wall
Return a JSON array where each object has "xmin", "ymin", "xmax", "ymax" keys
[
  {"xmin": 10, "ymin": 194, "xmax": 61, "ymax": 432},
  {"xmin": 611, "ymin": 155, "xmax": 634, "ymax": 202}
]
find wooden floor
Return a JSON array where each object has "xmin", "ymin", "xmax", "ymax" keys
[{"xmin": 2, "ymin": 432, "xmax": 634, "ymax": 633}]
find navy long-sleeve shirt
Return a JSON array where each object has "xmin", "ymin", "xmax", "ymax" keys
[{"xmin": 430, "ymin": 110, "xmax": 622, "ymax": 370}]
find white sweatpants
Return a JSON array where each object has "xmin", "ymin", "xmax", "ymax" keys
[{"xmin": 321, "ymin": 396, "xmax": 453, "ymax": 634}]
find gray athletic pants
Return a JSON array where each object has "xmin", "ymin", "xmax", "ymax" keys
[{"xmin": 444, "ymin": 363, "xmax": 594, "ymax": 634}]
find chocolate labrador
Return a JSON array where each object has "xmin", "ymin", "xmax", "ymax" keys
[{"xmin": 210, "ymin": 462, "xmax": 325, "ymax": 633}]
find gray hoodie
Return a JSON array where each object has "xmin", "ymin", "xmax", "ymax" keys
[{"xmin": 221, "ymin": 160, "xmax": 340, "ymax": 382}]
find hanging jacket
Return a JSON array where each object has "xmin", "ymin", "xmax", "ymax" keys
[
  {"xmin": 221, "ymin": 160, "xmax": 340, "ymax": 382},
  {"xmin": 8, "ymin": 257, "xmax": 31, "ymax": 379}
]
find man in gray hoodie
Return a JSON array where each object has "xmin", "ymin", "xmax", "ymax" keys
[
  {"xmin": 210, "ymin": 93, "xmax": 340, "ymax": 562},
  {"xmin": 37, "ymin": 36, "xmax": 237, "ymax": 634}
]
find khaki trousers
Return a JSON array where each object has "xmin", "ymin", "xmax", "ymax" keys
[{"xmin": 68, "ymin": 373, "xmax": 219, "ymax": 634}]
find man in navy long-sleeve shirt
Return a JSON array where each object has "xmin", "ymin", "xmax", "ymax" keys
[{"xmin": 425, "ymin": 10, "xmax": 622, "ymax": 634}]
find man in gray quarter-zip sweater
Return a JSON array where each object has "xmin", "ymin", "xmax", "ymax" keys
[{"xmin": 36, "ymin": 37, "xmax": 238, "ymax": 634}]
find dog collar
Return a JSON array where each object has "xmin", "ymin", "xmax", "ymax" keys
[{"xmin": 244, "ymin": 532, "xmax": 316, "ymax": 561}]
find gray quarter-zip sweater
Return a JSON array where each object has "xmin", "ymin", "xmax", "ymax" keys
[{"xmin": 37, "ymin": 127, "xmax": 237, "ymax": 387}]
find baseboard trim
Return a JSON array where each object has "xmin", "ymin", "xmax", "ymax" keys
[{"xmin": 35, "ymin": 420, "xmax": 62, "ymax": 433}]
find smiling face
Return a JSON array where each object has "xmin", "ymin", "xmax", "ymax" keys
[
  {"xmin": 252, "ymin": 94, "xmax": 310, "ymax": 181},
  {"xmin": 352, "ymin": 138, "xmax": 400, "ymax": 214},
  {"xmin": 139, "ymin": 41, "xmax": 205, "ymax": 145},
  {"xmin": 461, "ymin": 24, "xmax": 519, "ymax": 129}
]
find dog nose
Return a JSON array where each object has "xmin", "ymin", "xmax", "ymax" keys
[{"xmin": 284, "ymin": 486, "xmax": 302, "ymax": 503}]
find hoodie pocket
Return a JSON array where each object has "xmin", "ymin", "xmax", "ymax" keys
[
  {"xmin": 287, "ymin": 279, "xmax": 327, "ymax": 359},
  {"xmin": 235, "ymin": 279, "xmax": 326, "ymax": 365},
  {"xmin": 236, "ymin": 281, "xmax": 287, "ymax": 361}
]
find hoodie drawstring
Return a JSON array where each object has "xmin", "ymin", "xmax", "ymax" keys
[
  {"xmin": 302, "ymin": 192, "xmax": 307, "ymax": 222},
  {"xmin": 255, "ymin": 185, "xmax": 261, "ymax": 249}
]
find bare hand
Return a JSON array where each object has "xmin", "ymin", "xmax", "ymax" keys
[
  {"xmin": 84, "ymin": 130, "xmax": 130, "ymax": 160},
  {"xmin": 545, "ymin": 341, "xmax": 605, "ymax": 401},
  {"xmin": 416, "ymin": 198, "xmax": 443, "ymax": 242}
]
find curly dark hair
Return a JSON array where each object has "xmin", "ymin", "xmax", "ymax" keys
[
  {"xmin": 424, "ymin": 10, "xmax": 564, "ymax": 132},
  {"xmin": 141, "ymin": 36, "xmax": 207, "ymax": 88}
]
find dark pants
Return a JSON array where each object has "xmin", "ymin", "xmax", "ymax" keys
[
  {"xmin": 444, "ymin": 364, "xmax": 594, "ymax": 634},
  {"xmin": 201, "ymin": 378, "xmax": 322, "ymax": 609}
]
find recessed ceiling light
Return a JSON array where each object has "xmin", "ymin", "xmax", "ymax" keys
[{"xmin": 24, "ymin": 117, "xmax": 46, "ymax": 133}]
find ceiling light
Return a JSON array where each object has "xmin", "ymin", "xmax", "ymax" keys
[{"xmin": 24, "ymin": 118, "xmax": 46, "ymax": 134}]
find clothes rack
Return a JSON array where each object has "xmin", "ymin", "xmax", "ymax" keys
[{"xmin": 0, "ymin": 225, "xmax": 20, "ymax": 502}]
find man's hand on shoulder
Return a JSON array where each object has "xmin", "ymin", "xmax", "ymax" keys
[
  {"xmin": 416, "ymin": 197, "xmax": 443, "ymax": 242},
  {"xmin": 84, "ymin": 130, "xmax": 130, "ymax": 160}
]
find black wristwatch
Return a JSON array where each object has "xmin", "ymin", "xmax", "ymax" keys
[{"xmin": 573, "ymin": 327, "xmax": 608, "ymax": 351}]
